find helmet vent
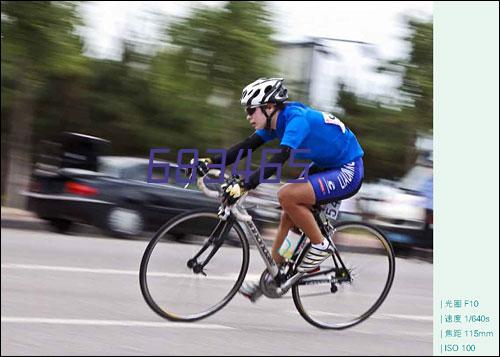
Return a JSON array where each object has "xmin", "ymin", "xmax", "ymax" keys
[{"xmin": 240, "ymin": 78, "xmax": 288, "ymax": 107}]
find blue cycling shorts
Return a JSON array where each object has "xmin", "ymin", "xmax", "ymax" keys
[{"xmin": 302, "ymin": 157, "xmax": 364, "ymax": 205}]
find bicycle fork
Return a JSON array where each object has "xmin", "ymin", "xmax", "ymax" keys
[{"xmin": 187, "ymin": 218, "xmax": 235, "ymax": 275}]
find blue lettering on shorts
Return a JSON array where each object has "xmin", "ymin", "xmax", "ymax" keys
[{"xmin": 308, "ymin": 157, "xmax": 364, "ymax": 204}]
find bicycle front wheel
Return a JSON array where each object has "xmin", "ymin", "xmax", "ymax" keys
[
  {"xmin": 292, "ymin": 222, "xmax": 396, "ymax": 329},
  {"xmin": 140, "ymin": 209, "xmax": 250, "ymax": 322}
]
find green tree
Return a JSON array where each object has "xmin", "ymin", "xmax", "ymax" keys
[
  {"xmin": 336, "ymin": 17, "xmax": 433, "ymax": 181},
  {"xmin": 403, "ymin": 18, "xmax": 433, "ymax": 132},
  {"xmin": 1, "ymin": 1, "xmax": 87, "ymax": 207},
  {"xmin": 31, "ymin": 35, "xmax": 165, "ymax": 160},
  {"xmin": 378, "ymin": 17, "xmax": 433, "ymax": 132},
  {"xmin": 149, "ymin": 1, "xmax": 277, "ymax": 156},
  {"xmin": 337, "ymin": 84, "xmax": 416, "ymax": 180}
]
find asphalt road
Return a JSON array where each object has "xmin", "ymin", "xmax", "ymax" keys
[{"xmin": 1, "ymin": 228, "xmax": 433, "ymax": 355}]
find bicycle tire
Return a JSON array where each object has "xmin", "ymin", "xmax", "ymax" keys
[
  {"xmin": 140, "ymin": 209, "xmax": 250, "ymax": 322},
  {"xmin": 292, "ymin": 221, "xmax": 396, "ymax": 329}
]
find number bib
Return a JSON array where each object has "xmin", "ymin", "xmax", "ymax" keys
[
  {"xmin": 322, "ymin": 112, "xmax": 346, "ymax": 133},
  {"xmin": 321, "ymin": 201, "xmax": 341, "ymax": 220}
]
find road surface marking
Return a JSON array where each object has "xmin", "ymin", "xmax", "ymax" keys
[
  {"xmin": 1, "ymin": 317, "xmax": 235, "ymax": 330},
  {"xmin": 287, "ymin": 310, "xmax": 432, "ymax": 322},
  {"xmin": 376, "ymin": 313, "xmax": 433, "ymax": 322},
  {"xmin": 1, "ymin": 263, "xmax": 261, "ymax": 281}
]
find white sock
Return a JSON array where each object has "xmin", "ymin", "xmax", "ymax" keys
[{"xmin": 311, "ymin": 239, "xmax": 329, "ymax": 250}]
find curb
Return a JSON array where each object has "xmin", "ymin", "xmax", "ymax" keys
[
  {"xmin": 1, "ymin": 216, "xmax": 104, "ymax": 236},
  {"xmin": 1, "ymin": 218, "xmax": 50, "ymax": 232}
]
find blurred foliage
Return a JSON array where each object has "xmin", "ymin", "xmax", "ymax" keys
[
  {"xmin": 337, "ymin": 82, "xmax": 418, "ymax": 180},
  {"xmin": 2, "ymin": 1, "xmax": 432, "ymax": 202},
  {"xmin": 1, "ymin": 1, "xmax": 87, "ymax": 127},
  {"xmin": 1, "ymin": 1, "xmax": 88, "ymax": 205},
  {"xmin": 377, "ymin": 18, "xmax": 433, "ymax": 131},
  {"xmin": 405, "ymin": 19, "xmax": 433, "ymax": 131},
  {"xmin": 337, "ymin": 17, "xmax": 433, "ymax": 181},
  {"xmin": 2, "ymin": 1, "xmax": 276, "ymax": 161},
  {"xmin": 149, "ymin": 1, "xmax": 277, "ymax": 152},
  {"xmin": 1, "ymin": 1, "xmax": 87, "ymax": 77}
]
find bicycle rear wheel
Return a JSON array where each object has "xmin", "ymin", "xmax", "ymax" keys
[
  {"xmin": 140, "ymin": 209, "xmax": 250, "ymax": 322},
  {"xmin": 292, "ymin": 221, "xmax": 395, "ymax": 329}
]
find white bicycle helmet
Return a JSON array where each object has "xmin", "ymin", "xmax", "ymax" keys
[{"xmin": 240, "ymin": 78, "xmax": 288, "ymax": 108}]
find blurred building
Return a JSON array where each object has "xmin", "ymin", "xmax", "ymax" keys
[{"xmin": 274, "ymin": 38, "xmax": 399, "ymax": 112}]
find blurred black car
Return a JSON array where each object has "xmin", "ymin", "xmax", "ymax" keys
[
  {"xmin": 26, "ymin": 156, "xmax": 280, "ymax": 238},
  {"xmin": 25, "ymin": 133, "xmax": 280, "ymax": 239}
]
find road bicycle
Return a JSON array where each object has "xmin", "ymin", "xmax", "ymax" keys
[{"xmin": 140, "ymin": 170, "xmax": 395, "ymax": 329}]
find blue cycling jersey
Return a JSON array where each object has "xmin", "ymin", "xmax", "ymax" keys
[{"xmin": 256, "ymin": 102, "xmax": 364, "ymax": 168}]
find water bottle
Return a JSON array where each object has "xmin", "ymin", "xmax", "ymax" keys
[{"xmin": 279, "ymin": 229, "xmax": 302, "ymax": 260}]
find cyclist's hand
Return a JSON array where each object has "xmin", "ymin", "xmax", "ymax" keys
[
  {"xmin": 221, "ymin": 176, "xmax": 246, "ymax": 205},
  {"xmin": 189, "ymin": 157, "xmax": 212, "ymax": 177}
]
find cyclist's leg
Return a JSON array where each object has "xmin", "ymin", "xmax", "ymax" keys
[
  {"xmin": 277, "ymin": 182, "xmax": 324, "ymax": 244},
  {"xmin": 278, "ymin": 183, "xmax": 334, "ymax": 273},
  {"xmin": 275, "ymin": 163, "xmax": 336, "ymax": 245},
  {"xmin": 285, "ymin": 158, "xmax": 364, "ymax": 272},
  {"xmin": 271, "ymin": 162, "xmax": 323, "ymax": 264}
]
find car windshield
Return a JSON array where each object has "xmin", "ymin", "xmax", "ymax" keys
[
  {"xmin": 146, "ymin": 165, "xmax": 195, "ymax": 188},
  {"xmin": 97, "ymin": 157, "xmax": 197, "ymax": 189},
  {"xmin": 98, "ymin": 158, "xmax": 122, "ymax": 178}
]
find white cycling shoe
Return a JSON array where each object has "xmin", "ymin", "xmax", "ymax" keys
[
  {"xmin": 239, "ymin": 243, "xmax": 334, "ymax": 302},
  {"xmin": 238, "ymin": 282, "xmax": 263, "ymax": 303},
  {"xmin": 297, "ymin": 243, "xmax": 335, "ymax": 273}
]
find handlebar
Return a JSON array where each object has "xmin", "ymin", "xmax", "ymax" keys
[
  {"xmin": 197, "ymin": 169, "xmax": 222, "ymax": 198},
  {"xmin": 189, "ymin": 169, "xmax": 253, "ymax": 222}
]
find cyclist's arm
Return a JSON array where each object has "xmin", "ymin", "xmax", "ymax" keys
[
  {"xmin": 210, "ymin": 133, "xmax": 265, "ymax": 165},
  {"xmin": 243, "ymin": 145, "xmax": 291, "ymax": 190}
]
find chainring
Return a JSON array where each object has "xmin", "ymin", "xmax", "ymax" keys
[{"xmin": 259, "ymin": 270, "xmax": 290, "ymax": 298}]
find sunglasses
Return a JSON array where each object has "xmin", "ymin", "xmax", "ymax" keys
[{"xmin": 245, "ymin": 106, "xmax": 263, "ymax": 116}]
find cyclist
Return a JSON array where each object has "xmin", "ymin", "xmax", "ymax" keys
[{"xmin": 195, "ymin": 78, "xmax": 364, "ymax": 302}]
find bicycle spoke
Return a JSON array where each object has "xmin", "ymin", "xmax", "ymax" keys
[
  {"xmin": 140, "ymin": 210, "xmax": 249, "ymax": 322},
  {"xmin": 292, "ymin": 222, "xmax": 395, "ymax": 329}
]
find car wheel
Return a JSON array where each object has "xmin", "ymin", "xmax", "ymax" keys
[
  {"xmin": 106, "ymin": 207, "xmax": 144, "ymax": 238},
  {"xmin": 48, "ymin": 218, "xmax": 73, "ymax": 234}
]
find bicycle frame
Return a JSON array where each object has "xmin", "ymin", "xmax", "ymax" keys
[
  {"xmin": 219, "ymin": 204, "xmax": 307, "ymax": 293},
  {"xmin": 222, "ymin": 202, "xmax": 352, "ymax": 294},
  {"xmin": 241, "ymin": 214, "xmax": 280, "ymax": 278},
  {"xmin": 195, "ymin": 170, "xmax": 352, "ymax": 291},
  {"xmin": 142, "ymin": 172, "xmax": 396, "ymax": 327}
]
